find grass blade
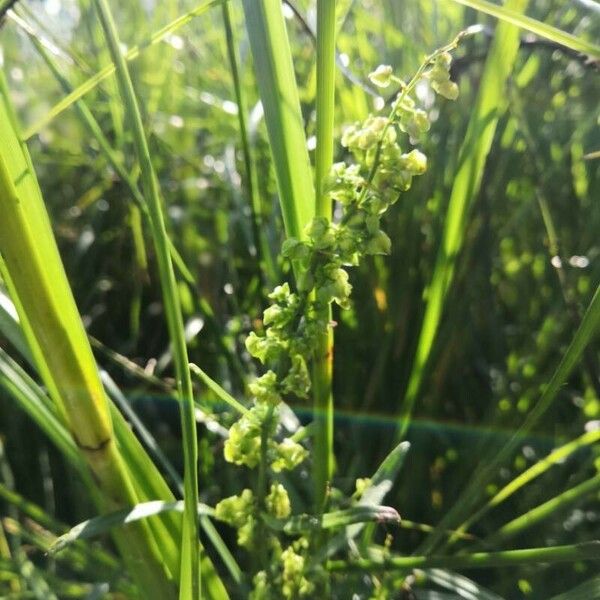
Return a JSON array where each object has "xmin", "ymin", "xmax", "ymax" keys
[
  {"xmin": 241, "ymin": 0, "xmax": 315, "ymax": 242},
  {"xmin": 221, "ymin": 2, "xmax": 276, "ymax": 287},
  {"xmin": 449, "ymin": 0, "xmax": 600, "ymax": 58},
  {"xmin": 423, "ymin": 569, "xmax": 504, "ymax": 600},
  {"xmin": 397, "ymin": 0, "xmax": 529, "ymax": 439},
  {"xmin": 484, "ymin": 471, "xmax": 600, "ymax": 547},
  {"xmin": 0, "ymin": 69, "xmax": 176, "ymax": 597},
  {"xmin": 263, "ymin": 504, "xmax": 400, "ymax": 535},
  {"xmin": 50, "ymin": 501, "xmax": 214, "ymax": 554},
  {"xmin": 327, "ymin": 541, "xmax": 600, "ymax": 572},
  {"xmin": 22, "ymin": 0, "xmax": 225, "ymax": 140},
  {"xmin": 90, "ymin": 0, "xmax": 201, "ymax": 595},
  {"xmin": 458, "ymin": 428, "xmax": 600, "ymax": 535}
]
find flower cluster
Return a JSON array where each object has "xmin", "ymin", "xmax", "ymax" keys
[
  {"xmin": 250, "ymin": 539, "xmax": 314, "ymax": 599},
  {"xmin": 215, "ymin": 48, "xmax": 460, "ymax": 598}
]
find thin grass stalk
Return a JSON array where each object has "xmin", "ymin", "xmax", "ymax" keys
[
  {"xmin": 482, "ymin": 471, "xmax": 600, "ymax": 547},
  {"xmin": 221, "ymin": 3, "xmax": 276, "ymax": 287},
  {"xmin": 22, "ymin": 0, "xmax": 225, "ymax": 140},
  {"xmin": 421, "ymin": 283, "xmax": 600, "ymax": 555},
  {"xmin": 0, "ymin": 72, "xmax": 176, "ymax": 597},
  {"xmin": 456, "ymin": 428, "xmax": 600, "ymax": 537},
  {"xmin": 90, "ymin": 1, "xmax": 199, "ymax": 596},
  {"xmin": 312, "ymin": 0, "xmax": 337, "ymax": 513},
  {"xmin": 397, "ymin": 0, "xmax": 529, "ymax": 440},
  {"xmin": 327, "ymin": 541, "xmax": 600, "ymax": 572}
]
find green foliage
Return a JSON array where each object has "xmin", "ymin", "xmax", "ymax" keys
[{"xmin": 0, "ymin": 1, "xmax": 598, "ymax": 599}]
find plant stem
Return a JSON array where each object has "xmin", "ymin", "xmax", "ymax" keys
[
  {"xmin": 91, "ymin": 0, "xmax": 199, "ymax": 596},
  {"xmin": 327, "ymin": 541, "xmax": 600, "ymax": 572},
  {"xmin": 312, "ymin": 0, "xmax": 337, "ymax": 514}
]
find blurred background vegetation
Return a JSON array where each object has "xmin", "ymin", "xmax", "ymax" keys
[{"xmin": 0, "ymin": 0, "xmax": 599, "ymax": 597}]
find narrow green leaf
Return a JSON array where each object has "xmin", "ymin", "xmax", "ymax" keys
[
  {"xmin": 263, "ymin": 504, "xmax": 400, "ymax": 535},
  {"xmin": 90, "ymin": 1, "xmax": 202, "ymax": 596},
  {"xmin": 549, "ymin": 575, "xmax": 600, "ymax": 600},
  {"xmin": 50, "ymin": 501, "xmax": 214, "ymax": 554},
  {"xmin": 449, "ymin": 0, "xmax": 600, "ymax": 58},
  {"xmin": 485, "ymin": 471, "xmax": 600, "ymax": 546},
  {"xmin": 0, "ymin": 69, "xmax": 176, "ymax": 597},
  {"xmin": 423, "ymin": 569, "xmax": 504, "ymax": 600},
  {"xmin": 311, "ymin": 441, "xmax": 410, "ymax": 564},
  {"xmin": 398, "ymin": 0, "xmax": 529, "ymax": 438},
  {"xmin": 241, "ymin": 0, "xmax": 315, "ymax": 242},
  {"xmin": 327, "ymin": 541, "xmax": 600, "ymax": 572},
  {"xmin": 22, "ymin": 0, "xmax": 225, "ymax": 140},
  {"xmin": 459, "ymin": 428, "xmax": 600, "ymax": 534},
  {"xmin": 190, "ymin": 363, "xmax": 251, "ymax": 417}
]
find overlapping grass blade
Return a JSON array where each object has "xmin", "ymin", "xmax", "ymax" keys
[
  {"xmin": 327, "ymin": 541, "xmax": 600, "ymax": 572},
  {"xmin": 0, "ymin": 69, "xmax": 177, "ymax": 597},
  {"xmin": 90, "ymin": 0, "xmax": 200, "ymax": 595},
  {"xmin": 398, "ymin": 0, "xmax": 529, "ymax": 438},
  {"xmin": 422, "ymin": 282, "xmax": 600, "ymax": 553},
  {"xmin": 484, "ymin": 471, "xmax": 600, "ymax": 547},
  {"xmin": 449, "ymin": 0, "xmax": 600, "ymax": 58},
  {"xmin": 22, "ymin": 0, "xmax": 225, "ymax": 140},
  {"xmin": 423, "ymin": 569, "xmax": 504, "ymax": 600},
  {"xmin": 458, "ymin": 428, "xmax": 600, "ymax": 535},
  {"xmin": 50, "ymin": 501, "xmax": 214, "ymax": 554},
  {"xmin": 241, "ymin": 0, "xmax": 315, "ymax": 242}
]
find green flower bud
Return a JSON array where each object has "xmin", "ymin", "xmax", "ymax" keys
[
  {"xmin": 281, "ymin": 546, "xmax": 313, "ymax": 598},
  {"xmin": 318, "ymin": 265, "xmax": 352, "ymax": 308},
  {"xmin": 368, "ymin": 64, "xmax": 393, "ymax": 88},
  {"xmin": 248, "ymin": 370, "xmax": 281, "ymax": 404},
  {"xmin": 355, "ymin": 477, "xmax": 372, "ymax": 499},
  {"xmin": 399, "ymin": 108, "xmax": 430, "ymax": 140},
  {"xmin": 436, "ymin": 51, "xmax": 452, "ymax": 70},
  {"xmin": 306, "ymin": 217, "xmax": 336, "ymax": 250},
  {"xmin": 365, "ymin": 229, "xmax": 391, "ymax": 255},
  {"xmin": 281, "ymin": 238, "xmax": 310, "ymax": 261},
  {"xmin": 401, "ymin": 149, "xmax": 428, "ymax": 174},
  {"xmin": 266, "ymin": 483, "xmax": 291, "ymax": 519},
  {"xmin": 268, "ymin": 283, "xmax": 291, "ymax": 303},
  {"xmin": 224, "ymin": 416, "xmax": 262, "ymax": 467},
  {"xmin": 281, "ymin": 354, "xmax": 311, "ymax": 398},
  {"xmin": 250, "ymin": 571, "xmax": 270, "ymax": 600},
  {"xmin": 245, "ymin": 331, "xmax": 285, "ymax": 363},
  {"xmin": 238, "ymin": 517, "xmax": 256, "ymax": 548},
  {"xmin": 271, "ymin": 438, "xmax": 308, "ymax": 472},
  {"xmin": 215, "ymin": 488, "xmax": 255, "ymax": 527},
  {"xmin": 324, "ymin": 162, "xmax": 364, "ymax": 205},
  {"xmin": 432, "ymin": 79, "xmax": 459, "ymax": 100}
]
